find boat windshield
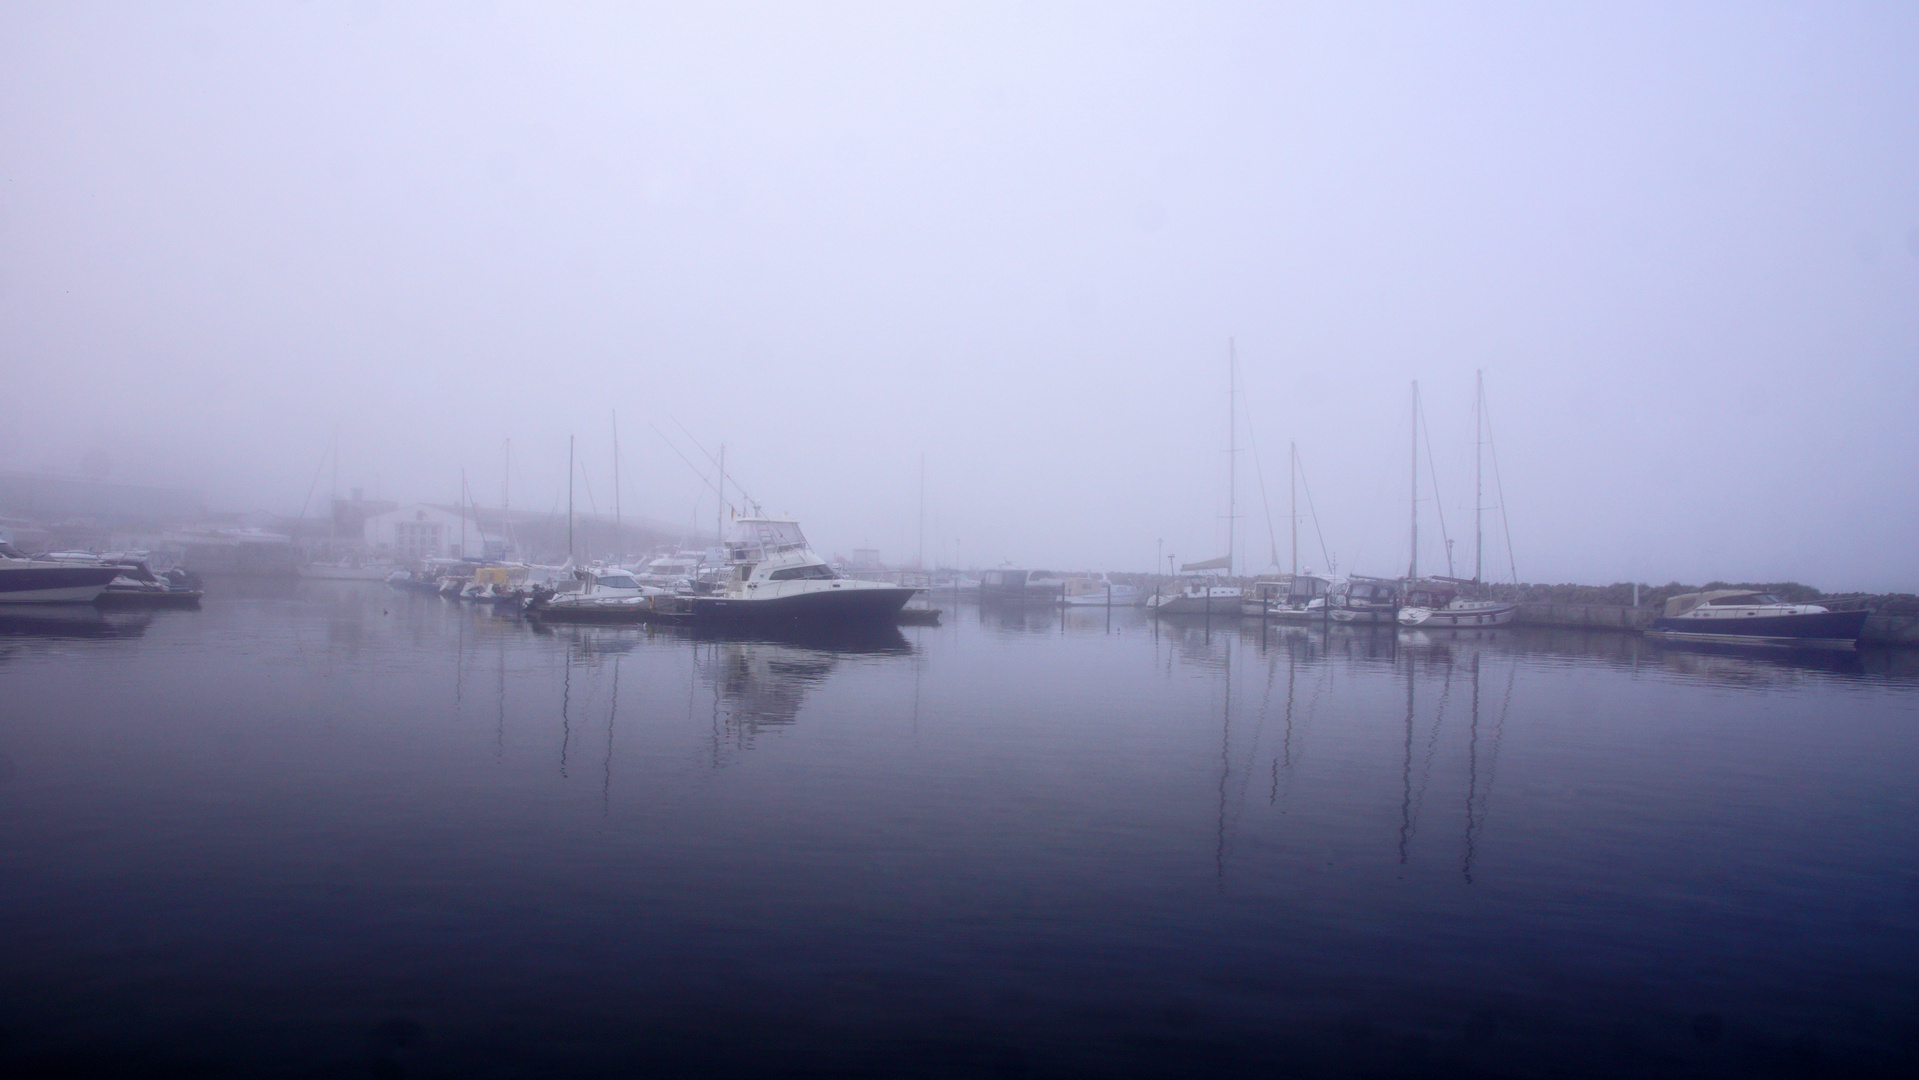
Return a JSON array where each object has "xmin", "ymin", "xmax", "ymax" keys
[
  {"xmin": 0, "ymin": 542, "xmax": 25, "ymax": 559},
  {"xmin": 596, "ymin": 572, "xmax": 642, "ymax": 589},
  {"xmin": 769, "ymin": 564, "xmax": 837, "ymax": 581}
]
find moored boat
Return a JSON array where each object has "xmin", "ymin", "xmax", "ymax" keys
[
  {"xmin": 1327, "ymin": 576, "xmax": 1400, "ymax": 624},
  {"xmin": 681, "ymin": 517, "xmax": 918, "ymax": 627},
  {"xmin": 1396, "ymin": 580, "xmax": 1515, "ymax": 628},
  {"xmin": 1060, "ymin": 576, "xmax": 1142, "ymax": 606},
  {"xmin": 1646, "ymin": 591, "xmax": 1869, "ymax": 649},
  {"xmin": 1144, "ymin": 577, "xmax": 1243, "ymax": 616},
  {"xmin": 1268, "ymin": 574, "xmax": 1332, "ymax": 620},
  {"xmin": 0, "ymin": 543, "xmax": 123, "ymax": 604}
]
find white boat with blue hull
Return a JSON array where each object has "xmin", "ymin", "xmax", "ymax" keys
[
  {"xmin": 0, "ymin": 543, "xmax": 122, "ymax": 604},
  {"xmin": 685, "ymin": 517, "xmax": 918, "ymax": 627},
  {"xmin": 1647, "ymin": 591, "xmax": 1869, "ymax": 649}
]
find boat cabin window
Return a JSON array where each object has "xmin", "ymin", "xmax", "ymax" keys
[
  {"xmin": 595, "ymin": 572, "xmax": 642, "ymax": 589},
  {"xmin": 1710, "ymin": 593, "xmax": 1776, "ymax": 605},
  {"xmin": 769, "ymin": 564, "xmax": 837, "ymax": 581}
]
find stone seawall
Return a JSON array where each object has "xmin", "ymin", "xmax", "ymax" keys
[{"xmin": 1513, "ymin": 603, "xmax": 1656, "ymax": 631}]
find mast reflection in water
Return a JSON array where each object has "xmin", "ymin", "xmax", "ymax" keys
[{"xmin": 0, "ymin": 586, "xmax": 1913, "ymax": 1078}]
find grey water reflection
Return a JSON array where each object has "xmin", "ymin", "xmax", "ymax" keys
[{"xmin": 0, "ymin": 589, "xmax": 1915, "ymax": 1077}]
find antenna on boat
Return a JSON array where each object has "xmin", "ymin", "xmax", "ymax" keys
[
  {"xmin": 648, "ymin": 421, "xmax": 734, "ymax": 513},
  {"xmin": 669, "ymin": 416, "xmax": 762, "ymax": 517}
]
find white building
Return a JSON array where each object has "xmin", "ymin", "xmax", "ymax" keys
[{"xmin": 362, "ymin": 504, "xmax": 500, "ymax": 561}]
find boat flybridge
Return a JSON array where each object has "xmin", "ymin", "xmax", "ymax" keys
[{"xmin": 684, "ymin": 517, "xmax": 918, "ymax": 625}]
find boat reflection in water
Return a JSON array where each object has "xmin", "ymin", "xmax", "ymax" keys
[
  {"xmin": 680, "ymin": 623, "xmax": 915, "ymax": 748},
  {"xmin": 0, "ymin": 605, "xmax": 154, "ymax": 642}
]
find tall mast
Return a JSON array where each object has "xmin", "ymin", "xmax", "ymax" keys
[
  {"xmin": 567, "ymin": 435, "xmax": 575, "ymax": 561},
  {"xmin": 460, "ymin": 467, "xmax": 468, "ymax": 557},
  {"xmin": 1227, "ymin": 338, "xmax": 1237, "ymax": 577},
  {"xmin": 717, "ymin": 443, "xmax": 725, "ymax": 544},
  {"xmin": 917, "ymin": 451, "xmax": 926, "ymax": 570},
  {"xmin": 329, "ymin": 426, "xmax": 339, "ymax": 544},
  {"xmin": 1409, "ymin": 380, "xmax": 1419, "ymax": 581},
  {"xmin": 1474, "ymin": 370, "xmax": 1484, "ymax": 585},
  {"xmin": 612, "ymin": 410, "xmax": 622, "ymax": 557},
  {"xmin": 1289, "ymin": 441, "xmax": 1298, "ymax": 580}
]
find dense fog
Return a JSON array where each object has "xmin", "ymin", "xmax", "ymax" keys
[{"xmin": 3, "ymin": 2, "xmax": 1915, "ymax": 589}]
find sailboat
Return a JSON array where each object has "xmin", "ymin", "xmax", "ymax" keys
[
  {"xmin": 1398, "ymin": 371, "xmax": 1517, "ymax": 628},
  {"xmin": 1147, "ymin": 341, "xmax": 1246, "ymax": 616}
]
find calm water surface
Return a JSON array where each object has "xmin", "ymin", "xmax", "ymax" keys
[{"xmin": 2, "ymin": 584, "xmax": 1916, "ymax": 1077}]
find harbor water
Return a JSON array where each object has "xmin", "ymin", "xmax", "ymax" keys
[{"xmin": 2, "ymin": 585, "xmax": 1916, "ymax": 1077}]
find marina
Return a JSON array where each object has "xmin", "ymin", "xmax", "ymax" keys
[{"xmin": 6, "ymin": 4, "xmax": 1917, "ymax": 1075}]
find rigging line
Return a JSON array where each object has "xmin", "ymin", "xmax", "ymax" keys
[
  {"xmin": 1481, "ymin": 386, "xmax": 1519, "ymax": 584},
  {"xmin": 1239, "ymin": 383, "xmax": 1282, "ymax": 570},
  {"xmin": 1418, "ymin": 394, "xmax": 1454, "ymax": 578},
  {"xmin": 670, "ymin": 415, "xmax": 762, "ymax": 514},
  {"xmin": 294, "ymin": 441, "xmax": 330, "ymax": 528},
  {"xmin": 578, "ymin": 456, "xmax": 600, "ymax": 518},
  {"xmin": 1293, "ymin": 449, "xmax": 1336, "ymax": 573},
  {"xmin": 649, "ymin": 421, "xmax": 735, "ymax": 511}
]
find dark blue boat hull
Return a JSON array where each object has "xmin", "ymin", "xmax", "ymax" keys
[
  {"xmin": 686, "ymin": 586, "xmax": 918, "ymax": 626},
  {"xmin": 1648, "ymin": 608, "xmax": 1869, "ymax": 646}
]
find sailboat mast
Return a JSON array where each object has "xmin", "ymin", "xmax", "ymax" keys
[
  {"xmin": 567, "ymin": 435, "xmax": 575, "ymax": 560},
  {"xmin": 917, "ymin": 451, "xmax": 926, "ymax": 571},
  {"xmin": 1290, "ymin": 441, "xmax": 1298, "ymax": 581},
  {"xmin": 1227, "ymin": 339, "xmax": 1236, "ymax": 578},
  {"xmin": 612, "ymin": 410, "xmax": 622, "ymax": 558},
  {"xmin": 1474, "ymin": 370, "xmax": 1484, "ymax": 584},
  {"xmin": 460, "ymin": 467, "xmax": 468, "ymax": 557},
  {"xmin": 329, "ymin": 426, "xmax": 339, "ymax": 545},
  {"xmin": 717, "ymin": 443, "xmax": 725, "ymax": 544},
  {"xmin": 1409, "ymin": 380, "xmax": 1419, "ymax": 581}
]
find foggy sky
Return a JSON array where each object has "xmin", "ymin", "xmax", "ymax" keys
[{"xmin": 3, "ymin": 2, "xmax": 1916, "ymax": 589}]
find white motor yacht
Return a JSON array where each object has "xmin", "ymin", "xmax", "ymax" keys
[
  {"xmin": 684, "ymin": 518, "xmax": 918, "ymax": 626},
  {"xmin": 0, "ymin": 542, "xmax": 122, "ymax": 604},
  {"xmin": 536, "ymin": 567, "xmax": 672, "ymax": 618}
]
